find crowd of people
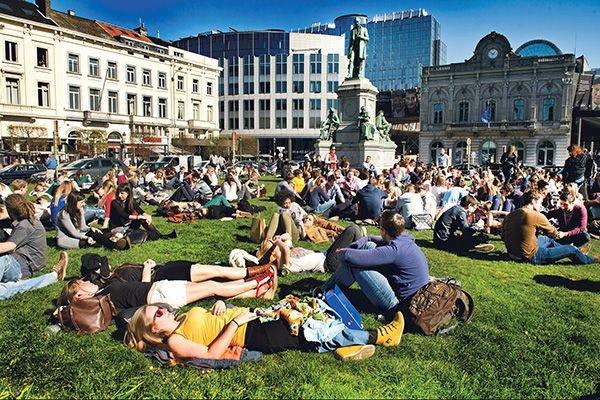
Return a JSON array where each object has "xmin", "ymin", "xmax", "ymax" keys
[{"xmin": 1, "ymin": 142, "xmax": 599, "ymax": 365}]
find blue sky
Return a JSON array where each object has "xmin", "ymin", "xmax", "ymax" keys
[{"xmin": 52, "ymin": 0, "xmax": 600, "ymax": 67}]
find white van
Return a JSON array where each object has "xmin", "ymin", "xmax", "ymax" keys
[{"xmin": 157, "ymin": 155, "xmax": 202, "ymax": 171}]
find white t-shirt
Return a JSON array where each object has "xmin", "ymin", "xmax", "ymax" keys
[{"xmin": 289, "ymin": 247, "xmax": 326, "ymax": 274}]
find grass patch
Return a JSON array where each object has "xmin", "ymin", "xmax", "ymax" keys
[{"xmin": 0, "ymin": 177, "xmax": 599, "ymax": 398}]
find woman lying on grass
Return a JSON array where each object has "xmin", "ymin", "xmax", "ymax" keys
[
  {"xmin": 59, "ymin": 263, "xmax": 277, "ymax": 312},
  {"xmin": 125, "ymin": 301, "xmax": 405, "ymax": 362}
]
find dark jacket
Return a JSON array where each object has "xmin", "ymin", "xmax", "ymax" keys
[
  {"xmin": 563, "ymin": 153, "xmax": 588, "ymax": 183},
  {"xmin": 352, "ymin": 184, "xmax": 388, "ymax": 220},
  {"xmin": 109, "ymin": 199, "xmax": 144, "ymax": 229},
  {"xmin": 433, "ymin": 205, "xmax": 476, "ymax": 243},
  {"xmin": 307, "ymin": 186, "xmax": 330, "ymax": 209}
]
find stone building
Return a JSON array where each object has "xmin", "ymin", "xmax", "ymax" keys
[{"xmin": 419, "ymin": 32, "xmax": 578, "ymax": 167}]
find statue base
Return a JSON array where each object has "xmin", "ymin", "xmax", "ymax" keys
[{"xmin": 314, "ymin": 140, "xmax": 335, "ymax": 160}]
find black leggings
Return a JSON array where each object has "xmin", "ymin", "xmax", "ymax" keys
[
  {"xmin": 324, "ymin": 225, "xmax": 365, "ymax": 272},
  {"xmin": 244, "ymin": 319, "xmax": 310, "ymax": 354},
  {"xmin": 129, "ymin": 220, "xmax": 163, "ymax": 241}
]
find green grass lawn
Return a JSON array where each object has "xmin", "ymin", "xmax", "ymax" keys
[{"xmin": 0, "ymin": 177, "xmax": 599, "ymax": 398}]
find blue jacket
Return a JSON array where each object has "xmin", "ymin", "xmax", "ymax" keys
[
  {"xmin": 433, "ymin": 205, "xmax": 475, "ymax": 243},
  {"xmin": 352, "ymin": 184, "xmax": 387, "ymax": 220},
  {"xmin": 338, "ymin": 233, "xmax": 430, "ymax": 301}
]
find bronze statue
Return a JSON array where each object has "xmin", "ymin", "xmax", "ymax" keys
[
  {"xmin": 319, "ymin": 108, "xmax": 340, "ymax": 141},
  {"xmin": 375, "ymin": 110, "xmax": 392, "ymax": 142},
  {"xmin": 358, "ymin": 106, "xmax": 377, "ymax": 141},
  {"xmin": 346, "ymin": 18, "xmax": 369, "ymax": 79}
]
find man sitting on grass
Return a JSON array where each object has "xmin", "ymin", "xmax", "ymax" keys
[
  {"xmin": 502, "ymin": 191, "xmax": 598, "ymax": 265},
  {"xmin": 319, "ymin": 210, "xmax": 430, "ymax": 322},
  {"xmin": 433, "ymin": 195, "xmax": 495, "ymax": 253}
]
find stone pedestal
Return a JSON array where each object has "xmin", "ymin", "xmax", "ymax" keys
[
  {"xmin": 315, "ymin": 140, "xmax": 333, "ymax": 160},
  {"xmin": 326, "ymin": 77, "xmax": 397, "ymax": 171}
]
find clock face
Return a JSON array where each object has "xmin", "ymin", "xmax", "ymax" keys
[{"xmin": 488, "ymin": 48, "xmax": 499, "ymax": 60}]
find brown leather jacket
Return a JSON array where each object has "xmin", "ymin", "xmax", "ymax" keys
[{"xmin": 304, "ymin": 217, "xmax": 344, "ymax": 244}]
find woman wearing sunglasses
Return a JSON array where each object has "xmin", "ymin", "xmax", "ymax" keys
[
  {"xmin": 125, "ymin": 301, "xmax": 405, "ymax": 362},
  {"xmin": 59, "ymin": 264, "xmax": 277, "ymax": 312}
]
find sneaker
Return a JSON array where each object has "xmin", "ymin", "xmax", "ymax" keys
[
  {"xmin": 376, "ymin": 311, "xmax": 405, "ymax": 347},
  {"xmin": 579, "ymin": 243, "xmax": 592, "ymax": 255},
  {"xmin": 334, "ymin": 345, "xmax": 375, "ymax": 361},
  {"xmin": 52, "ymin": 251, "xmax": 68, "ymax": 281},
  {"xmin": 474, "ymin": 243, "xmax": 495, "ymax": 253}
]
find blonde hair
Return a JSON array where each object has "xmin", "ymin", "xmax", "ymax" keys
[
  {"xmin": 5, "ymin": 194, "xmax": 36, "ymax": 224},
  {"xmin": 53, "ymin": 181, "xmax": 74, "ymax": 206}
]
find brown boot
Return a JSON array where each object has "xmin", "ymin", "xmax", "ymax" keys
[{"xmin": 245, "ymin": 263, "xmax": 272, "ymax": 281}]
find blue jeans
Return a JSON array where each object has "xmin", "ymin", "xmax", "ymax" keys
[
  {"xmin": 84, "ymin": 206, "xmax": 105, "ymax": 223},
  {"xmin": 315, "ymin": 199, "xmax": 336, "ymax": 214},
  {"xmin": 529, "ymin": 235, "xmax": 595, "ymax": 265},
  {"xmin": 313, "ymin": 327, "xmax": 370, "ymax": 353},
  {"xmin": 0, "ymin": 254, "xmax": 57, "ymax": 300},
  {"xmin": 321, "ymin": 241, "xmax": 400, "ymax": 314}
]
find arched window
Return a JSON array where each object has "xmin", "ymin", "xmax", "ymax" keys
[
  {"xmin": 454, "ymin": 141, "xmax": 468, "ymax": 164},
  {"xmin": 513, "ymin": 99, "xmax": 525, "ymax": 121},
  {"xmin": 510, "ymin": 141, "xmax": 525, "ymax": 162},
  {"xmin": 458, "ymin": 101, "xmax": 469, "ymax": 123},
  {"xmin": 433, "ymin": 103, "xmax": 444, "ymax": 124},
  {"xmin": 537, "ymin": 141, "xmax": 555, "ymax": 166},
  {"xmin": 107, "ymin": 132, "xmax": 122, "ymax": 143},
  {"xmin": 430, "ymin": 141, "xmax": 444, "ymax": 163},
  {"xmin": 542, "ymin": 98, "xmax": 556, "ymax": 121},
  {"xmin": 481, "ymin": 140, "xmax": 497, "ymax": 164}
]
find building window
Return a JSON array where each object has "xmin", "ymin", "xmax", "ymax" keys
[
  {"xmin": 243, "ymin": 55, "xmax": 254, "ymax": 95},
  {"xmin": 327, "ymin": 81, "xmax": 338, "ymax": 93},
  {"xmin": 228, "ymin": 57, "xmax": 239, "ymax": 95},
  {"xmin": 228, "ymin": 100, "xmax": 239, "ymax": 129},
  {"xmin": 310, "ymin": 81, "xmax": 322, "ymax": 93},
  {"xmin": 433, "ymin": 103, "xmax": 444, "ymax": 124},
  {"xmin": 310, "ymin": 53, "xmax": 322, "ymax": 74},
  {"xmin": 108, "ymin": 91, "xmax": 118, "ymax": 113},
  {"xmin": 537, "ymin": 140, "xmax": 554, "ymax": 166},
  {"xmin": 177, "ymin": 76, "xmax": 185, "ymax": 91},
  {"xmin": 126, "ymin": 66, "xmax": 136, "ymax": 83},
  {"xmin": 193, "ymin": 102, "xmax": 201, "ymax": 120},
  {"xmin": 89, "ymin": 58, "xmax": 100, "ymax": 77},
  {"xmin": 292, "ymin": 99, "xmax": 304, "ymax": 129},
  {"xmin": 219, "ymin": 100, "xmax": 225, "ymax": 130},
  {"xmin": 4, "ymin": 41, "xmax": 17, "ymax": 62},
  {"xmin": 309, "ymin": 99, "xmax": 321, "ymax": 129},
  {"xmin": 36, "ymin": 48, "xmax": 48, "ymax": 67},
  {"xmin": 484, "ymin": 99, "xmax": 496, "ymax": 122},
  {"xmin": 4, "ymin": 78, "xmax": 19, "ymax": 105},
  {"xmin": 292, "ymin": 80, "xmax": 304, "ymax": 94},
  {"xmin": 127, "ymin": 94, "xmax": 137, "ymax": 115},
  {"xmin": 142, "ymin": 69, "xmax": 151, "ymax": 86},
  {"xmin": 259, "ymin": 99, "xmax": 270, "ymax": 129},
  {"xmin": 177, "ymin": 101, "xmax": 185, "ymax": 120},
  {"xmin": 37, "ymin": 82, "xmax": 49, "ymax": 107},
  {"xmin": 430, "ymin": 141, "xmax": 444, "ymax": 163},
  {"xmin": 326, "ymin": 99, "xmax": 338, "ymax": 111},
  {"xmin": 158, "ymin": 98, "xmax": 167, "ymax": 118},
  {"xmin": 458, "ymin": 101, "xmax": 469, "ymax": 122},
  {"xmin": 142, "ymin": 96, "xmax": 152, "ymax": 117},
  {"xmin": 454, "ymin": 141, "xmax": 468, "ymax": 164},
  {"xmin": 513, "ymin": 99, "xmax": 525, "ymax": 121},
  {"xmin": 68, "ymin": 54, "xmax": 79, "ymax": 73},
  {"xmin": 243, "ymin": 100, "xmax": 255, "ymax": 129},
  {"xmin": 542, "ymin": 98, "xmax": 555, "ymax": 121},
  {"xmin": 207, "ymin": 105, "xmax": 213, "ymax": 122},
  {"xmin": 107, "ymin": 62, "xmax": 117, "ymax": 80},
  {"xmin": 68, "ymin": 85, "xmax": 80, "ymax": 110},
  {"xmin": 327, "ymin": 54, "xmax": 339, "ymax": 74},
  {"xmin": 510, "ymin": 141, "xmax": 526, "ymax": 161},
  {"xmin": 207, "ymin": 81, "xmax": 213, "ymax": 95},
  {"xmin": 276, "ymin": 80, "xmax": 287, "ymax": 93},
  {"xmin": 293, "ymin": 54, "xmax": 304, "ymax": 74},
  {"xmin": 89, "ymin": 89, "xmax": 100, "ymax": 111},
  {"xmin": 259, "ymin": 55, "xmax": 270, "ymax": 94},
  {"xmin": 158, "ymin": 72, "xmax": 166, "ymax": 89},
  {"xmin": 481, "ymin": 140, "xmax": 497, "ymax": 164},
  {"xmin": 275, "ymin": 99, "xmax": 287, "ymax": 129},
  {"xmin": 276, "ymin": 54, "xmax": 287, "ymax": 75},
  {"xmin": 192, "ymin": 79, "xmax": 199, "ymax": 93}
]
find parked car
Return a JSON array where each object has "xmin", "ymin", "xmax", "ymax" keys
[
  {"xmin": 59, "ymin": 157, "xmax": 129, "ymax": 180},
  {"xmin": 0, "ymin": 163, "xmax": 47, "ymax": 184},
  {"xmin": 156, "ymin": 155, "xmax": 202, "ymax": 171},
  {"xmin": 138, "ymin": 161, "xmax": 169, "ymax": 172},
  {"xmin": 194, "ymin": 160, "xmax": 210, "ymax": 173}
]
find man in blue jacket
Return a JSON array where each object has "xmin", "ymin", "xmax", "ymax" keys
[
  {"xmin": 352, "ymin": 177, "xmax": 387, "ymax": 222},
  {"xmin": 320, "ymin": 210, "xmax": 430, "ymax": 321}
]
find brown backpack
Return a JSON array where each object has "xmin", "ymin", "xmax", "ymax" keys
[
  {"xmin": 168, "ymin": 212, "xmax": 196, "ymax": 223},
  {"xmin": 408, "ymin": 279, "xmax": 474, "ymax": 336},
  {"xmin": 57, "ymin": 295, "xmax": 116, "ymax": 334}
]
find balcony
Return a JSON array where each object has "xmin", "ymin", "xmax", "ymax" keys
[
  {"xmin": 447, "ymin": 120, "xmax": 536, "ymax": 132},
  {"xmin": 188, "ymin": 119, "xmax": 215, "ymax": 131},
  {"xmin": 129, "ymin": 114, "xmax": 170, "ymax": 127},
  {"xmin": 0, "ymin": 104, "xmax": 39, "ymax": 121}
]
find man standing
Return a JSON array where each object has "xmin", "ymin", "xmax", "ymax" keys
[
  {"xmin": 436, "ymin": 148, "xmax": 450, "ymax": 169},
  {"xmin": 45, "ymin": 154, "xmax": 57, "ymax": 181},
  {"xmin": 502, "ymin": 191, "xmax": 597, "ymax": 265},
  {"xmin": 362, "ymin": 155, "xmax": 378, "ymax": 177}
]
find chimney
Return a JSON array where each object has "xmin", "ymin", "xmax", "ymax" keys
[
  {"xmin": 67, "ymin": 9, "xmax": 75, "ymax": 16},
  {"xmin": 134, "ymin": 22, "xmax": 148, "ymax": 37},
  {"xmin": 35, "ymin": 0, "xmax": 51, "ymax": 16}
]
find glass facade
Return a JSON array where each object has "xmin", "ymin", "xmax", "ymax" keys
[{"xmin": 516, "ymin": 40, "xmax": 562, "ymax": 57}]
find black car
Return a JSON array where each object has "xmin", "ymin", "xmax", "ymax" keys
[
  {"xmin": 0, "ymin": 163, "xmax": 47, "ymax": 183},
  {"xmin": 59, "ymin": 157, "xmax": 129, "ymax": 180}
]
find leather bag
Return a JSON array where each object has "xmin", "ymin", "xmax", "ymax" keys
[{"xmin": 57, "ymin": 295, "xmax": 116, "ymax": 334}]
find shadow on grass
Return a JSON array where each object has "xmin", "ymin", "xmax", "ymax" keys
[
  {"xmin": 578, "ymin": 383, "xmax": 600, "ymax": 400},
  {"xmin": 234, "ymin": 234, "xmax": 254, "ymax": 244},
  {"xmin": 533, "ymin": 274, "xmax": 600, "ymax": 293},
  {"xmin": 415, "ymin": 239, "xmax": 509, "ymax": 262}
]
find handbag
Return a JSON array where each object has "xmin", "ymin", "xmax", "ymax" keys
[
  {"xmin": 411, "ymin": 214, "xmax": 433, "ymax": 231},
  {"xmin": 323, "ymin": 285, "xmax": 363, "ymax": 330},
  {"xmin": 57, "ymin": 295, "xmax": 116, "ymax": 334},
  {"xmin": 249, "ymin": 214, "xmax": 266, "ymax": 244}
]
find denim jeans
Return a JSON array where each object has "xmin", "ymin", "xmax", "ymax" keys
[
  {"xmin": 313, "ymin": 327, "xmax": 370, "ymax": 353},
  {"xmin": 315, "ymin": 199, "xmax": 336, "ymax": 214},
  {"xmin": 0, "ymin": 254, "xmax": 22, "ymax": 283},
  {"xmin": 0, "ymin": 272, "xmax": 57, "ymax": 301},
  {"xmin": 84, "ymin": 206, "xmax": 105, "ymax": 223},
  {"xmin": 529, "ymin": 235, "xmax": 595, "ymax": 265},
  {"xmin": 322, "ymin": 241, "xmax": 400, "ymax": 314}
]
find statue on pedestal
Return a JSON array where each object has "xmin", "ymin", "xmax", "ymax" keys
[
  {"xmin": 319, "ymin": 108, "xmax": 340, "ymax": 142},
  {"xmin": 346, "ymin": 18, "xmax": 369, "ymax": 79},
  {"xmin": 375, "ymin": 110, "xmax": 392, "ymax": 142},
  {"xmin": 358, "ymin": 106, "xmax": 378, "ymax": 141}
]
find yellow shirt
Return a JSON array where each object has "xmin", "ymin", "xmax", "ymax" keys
[
  {"xmin": 174, "ymin": 307, "xmax": 248, "ymax": 347},
  {"xmin": 291, "ymin": 177, "xmax": 305, "ymax": 194}
]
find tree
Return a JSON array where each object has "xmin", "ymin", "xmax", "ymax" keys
[{"xmin": 7, "ymin": 124, "xmax": 47, "ymax": 158}]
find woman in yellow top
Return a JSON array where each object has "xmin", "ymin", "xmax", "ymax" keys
[{"xmin": 126, "ymin": 300, "xmax": 405, "ymax": 362}]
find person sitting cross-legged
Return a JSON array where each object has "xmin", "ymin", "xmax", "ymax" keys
[
  {"xmin": 545, "ymin": 193, "xmax": 591, "ymax": 247},
  {"xmin": 433, "ymin": 195, "xmax": 495, "ymax": 253},
  {"xmin": 502, "ymin": 191, "xmax": 598, "ymax": 265},
  {"xmin": 318, "ymin": 210, "xmax": 430, "ymax": 322}
]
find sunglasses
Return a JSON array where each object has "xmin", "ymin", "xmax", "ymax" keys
[{"xmin": 153, "ymin": 307, "xmax": 165, "ymax": 325}]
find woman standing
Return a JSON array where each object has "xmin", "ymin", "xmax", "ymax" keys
[{"xmin": 500, "ymin": 145, "xmax": 519, "ymax": 183}]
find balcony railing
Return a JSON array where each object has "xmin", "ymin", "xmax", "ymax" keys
[
  {"xmin": 448, "ymin": 120, "xmax": 536, "ymax": 130},
  {"xmin": 188, "ymin": 119, "xmax": 215, "ymax": 131}
]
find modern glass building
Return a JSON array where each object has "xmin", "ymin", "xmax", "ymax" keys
[
  {"xmin": 515, "ymin": 39, "xmax": 562, "ymax": 57},
  {"xmin": 297, "ymin": 9, "xmax": 447, "ymax": 90}
]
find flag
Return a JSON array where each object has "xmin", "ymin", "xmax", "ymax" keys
[{"xmin": 481, "ymin": 105, "xmax": 491, "ymax": 124}]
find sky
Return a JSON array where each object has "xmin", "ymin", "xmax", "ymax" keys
[{"xmin": 51, "ymin": 0, "xmax": 600, "ymax": 67}]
